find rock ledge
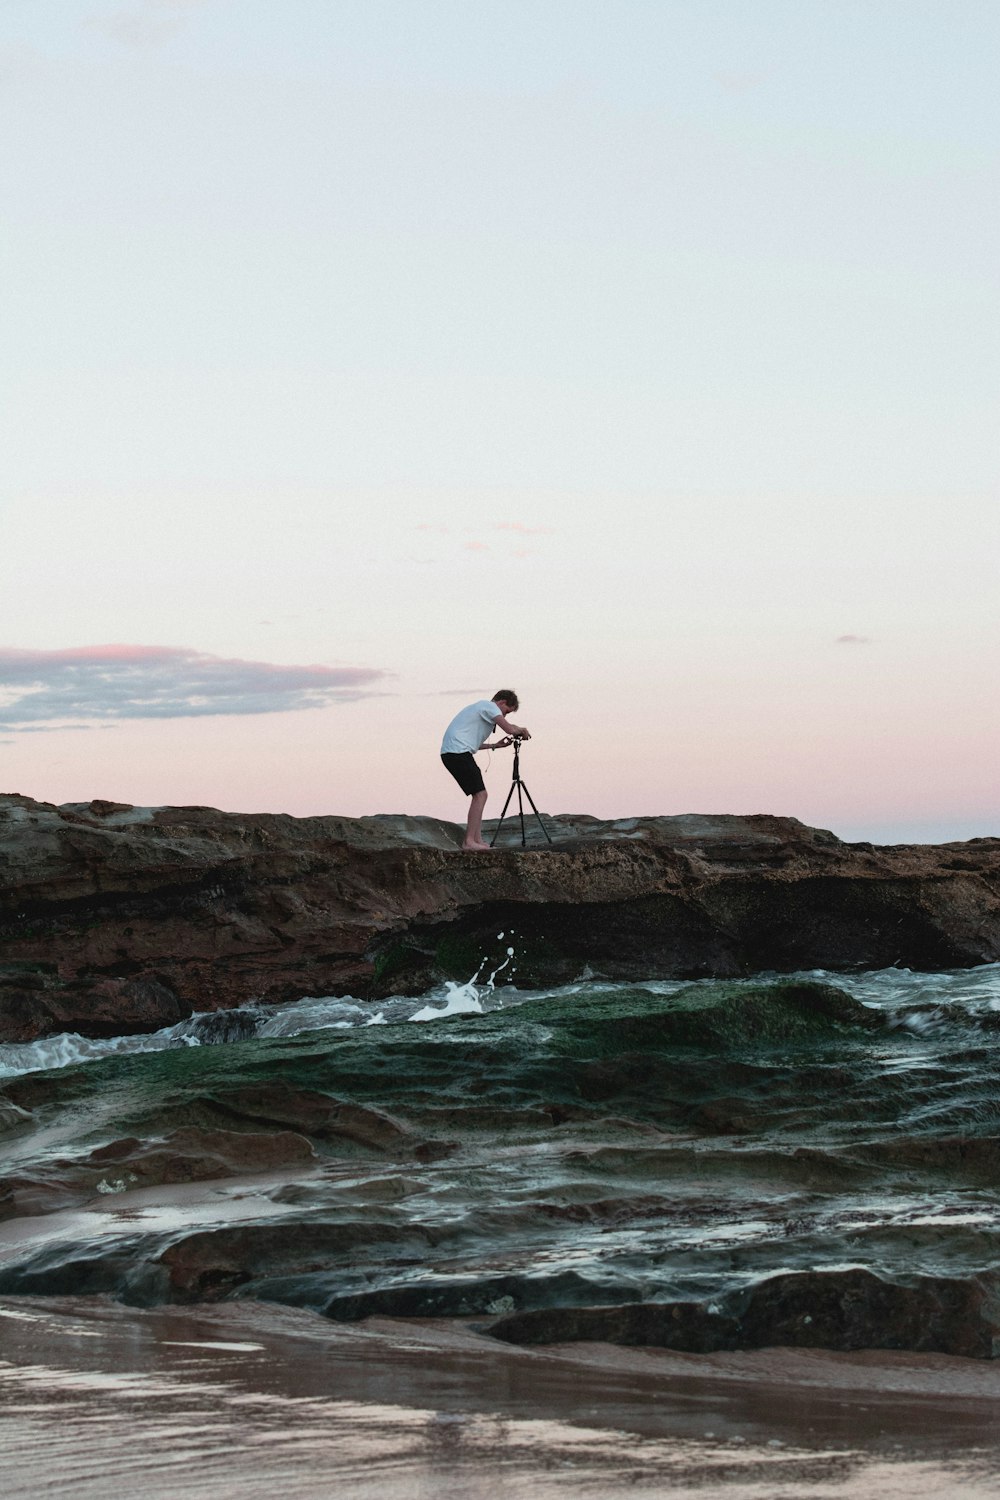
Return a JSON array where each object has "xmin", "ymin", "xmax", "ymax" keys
[{"xmin": 1, "ymin": 794, "xmax": 998, "ymax": 1042}]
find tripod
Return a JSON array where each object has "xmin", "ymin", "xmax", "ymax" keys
[{"xmin": 489, "ymin": 738, "xmax": 552, "ymax": 848}]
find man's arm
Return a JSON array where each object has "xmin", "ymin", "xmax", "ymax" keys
[{"xmin": 492, "ymin": 713, "xmax": 530, "ymax": 740}]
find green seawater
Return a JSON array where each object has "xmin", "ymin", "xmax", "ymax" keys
[{"xmin": 2, "ymin": 971, "xmax": 1000, "ymax": 1353}]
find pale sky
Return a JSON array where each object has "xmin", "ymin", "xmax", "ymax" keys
[{"xmin": 2, "ymin": 0, "xmax": 997, "ymax": 842}]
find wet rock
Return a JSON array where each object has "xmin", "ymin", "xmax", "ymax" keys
[
  {"xmin": 156, "ymin": 1219, "xmax": 435, "ymax": 1302},
  {"xmin": 400, "ymin": 1104, "xmax": 561, "ymax": 1132},
  {"xmin": 0, "ymin": 1176, "xmax": 77, "ymax": 1219},
  {"xmin": 0, "ymin": 1127, "xmax": 316, "ymax": 1219},
  {"xmin": 322, "ymin": 1270, "xmax": 616, "ymax": 1322},
  {"xmin": 102, "ymin": 1127, "xmax": 316, "ymax": 1184},
  {"xmin": 854, "ymin": 1136, "xmax": 1000, "ymax": 1180},
  {"xmin": 0, "ymin": 1234, "xmax": 158, "ymax": 1299},
  {"xmin": 489, "ymin": 1299, "xmax": 738, "ymax": 1352},
  {"xmin": 0, "ymin": 1214, "xmax": 440, "ymax": 1305},
  {"xmin": 183, "ymin": 1009, "xmax": 266, "ymax": 1043},
  {"xmin": 0, "ymin": 971, "xmax": 187, "ymax": 1044},
  {"xmin": 1, "ymin": 794, "xmax": 998, "ymax": 1041},
  {"xmin": 488, "ymin": 1268, "xmax": 1000, "ymax": 1360},
  {"xmin": 527, "ymin": 1194, "xmax": 680, "ymax": 1226},
  {"xmin": 211, "ymin": 1084, "xmax": 350, "ymax": 1134},
  {"xmin": 686, "ymin": 1099, "xmax": 759, "ymax": 1134},
  {"xmin": 211, "ymin": 1085, "xmax": 425, "ymax": 1153},
  {"xmin": 0, "ymin": 1096, "xmax": 32, "ymax": 1134},
  {"xmin": 739, "ymin": 1268, "xmax": 1000, "ymax": 1358},
  {"xmin": 267, "ymin": 1173, "xmax": 425, "ymax": 1208}
]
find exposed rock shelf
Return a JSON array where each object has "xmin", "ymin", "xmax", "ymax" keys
[{"xmin": 1, "ymin": 793, "xmax": 998, "ymax": 1042}]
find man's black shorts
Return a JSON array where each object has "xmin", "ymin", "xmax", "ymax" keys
[{"xmin": 441, "ymin": 751, "xmax": 485, "ymax": 796}]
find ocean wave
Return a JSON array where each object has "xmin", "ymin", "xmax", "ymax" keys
[{"xmin": 2, "ymin": 963, "xmax": 999, "ymax": 1082}]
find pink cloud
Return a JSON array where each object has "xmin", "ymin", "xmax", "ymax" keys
[
  {"xmin": 714, "ymin": 70, "xmax": 769, "ymax": 94},
  {"xmin": 464, "ymin": 541, "xmax": 490, "ymax": 552},
  {"xmin": 83, "ymin": 0, "xmax": 210, "ymax": 49},
  {"xmin": 43, "ymin": 643, "xmax": 177, "ymax": 663},
  {"xmin": 494, "ymin": 522, "xmax": 554, "ymax": 536},
  {"xmin": 0, "ymin": 645, "xmax": 389, "ymax": 730}
]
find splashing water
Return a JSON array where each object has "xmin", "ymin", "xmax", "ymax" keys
[
  {"xmin": 0, "ymin": 943, "xmax": 520, "ymax": 1078},
  {"xmin": 0, "ymin": 960, "xmax": 998, "ymax": 1082},
  {"xmin": 409, "ymin": 943, "xmax": 516, "ymax": 1021}
]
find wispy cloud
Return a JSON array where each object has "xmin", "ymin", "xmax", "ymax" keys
[
  {"xmin": 714, "ymin": 70, "xmax": 769, "ymax": 95},
  {"xmin": 413, "ymin": 520, "xmax": 552, "ymax": 560},
  {"xmin": 416, "ymin": 521, "xmax": 554, "ymax": 536},
  {"xmin": 836, "ymin": 634, "xmax": 873, "ymax": 645},
  {"xmin": 0, "ymin": 645, "xmax": 389, "ymax": 731},
  {"xmin": 4, "ymin": 723, "xmax": 106, "ymax": 733},
  {"xmin": 494, "ymin": 522, "xmax": 554, "ymax": 536},
  {"xmin": 83, "ymin": 0, "xmax": 209, "ymax": 49}
]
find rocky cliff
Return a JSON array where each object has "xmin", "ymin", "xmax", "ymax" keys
[{"xmin": 1, "ymin": 793, "xmax": 998, "ymax": 1043}]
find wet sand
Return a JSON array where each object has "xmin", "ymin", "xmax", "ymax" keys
[{"xmin": 3, "ymin": 1296, "xmax": 1000, "ymax": 1498}]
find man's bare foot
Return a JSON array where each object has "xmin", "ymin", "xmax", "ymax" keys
[{"xmin": 461, "ymin": 839, "xmax": 491, "ymax": 851}]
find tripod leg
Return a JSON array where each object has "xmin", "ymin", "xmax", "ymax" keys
[
  {"xmin": 489, "ymin": 781, "xmax": 518, "ymax": 847},
  {"xmin": 517, "ymin": 783, "xmax": 527, "ymax": 847},
  {"xmin": 519, "ymin": 781, "xmax": 553, "ymax": 844}
]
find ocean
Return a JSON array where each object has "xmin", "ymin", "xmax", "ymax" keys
[{"xmin": 3, "ymin": 962, "xmax": 1000, "ymax": 1495}]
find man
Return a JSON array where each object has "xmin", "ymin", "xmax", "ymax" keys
[{"xmin": 441, "ymin": 690, "xmax": 531, "ymax": 851}]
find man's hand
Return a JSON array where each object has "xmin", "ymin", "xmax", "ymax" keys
[{"xmin": 495, "ymin": 713, "xmax": 530, "ymax": 740}]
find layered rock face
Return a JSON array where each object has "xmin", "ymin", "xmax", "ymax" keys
[{"xmin": 1, "ymin": 793, "xmax": 998, "ymax": 1043}]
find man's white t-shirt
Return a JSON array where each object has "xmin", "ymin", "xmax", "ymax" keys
[{"xmin": 441, "ymin": 700, "xmax": 502, "ymax": 754}]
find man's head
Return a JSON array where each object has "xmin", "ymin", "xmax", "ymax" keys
[{"xmin": 492, "ymin": 689, "xmax": 519, "ymax": 713}]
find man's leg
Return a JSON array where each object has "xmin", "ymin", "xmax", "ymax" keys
[{"xmin": 463, "ymin": 789, "xmax": 489, "ymax": 849}]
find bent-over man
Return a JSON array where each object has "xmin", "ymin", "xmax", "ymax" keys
[{"xmin": 440, "ymin": 690, "xmax": 531, "ymax": 850}]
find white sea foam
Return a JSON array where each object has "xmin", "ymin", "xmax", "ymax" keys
[
  {"xmin": 1, "ymin": 961, "xmax": 998, "ymax": 1082},
  {"xmin": 0, "ymin": 947, "xmax": 521, "ymax": 1078},
  {"xmin": 0, "ymin": 1024, "xmax": 188, "ymax": 1080},
  {"xmin": 409, "ymin": 986, "xmax": 485, "ymax": 1022}
]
